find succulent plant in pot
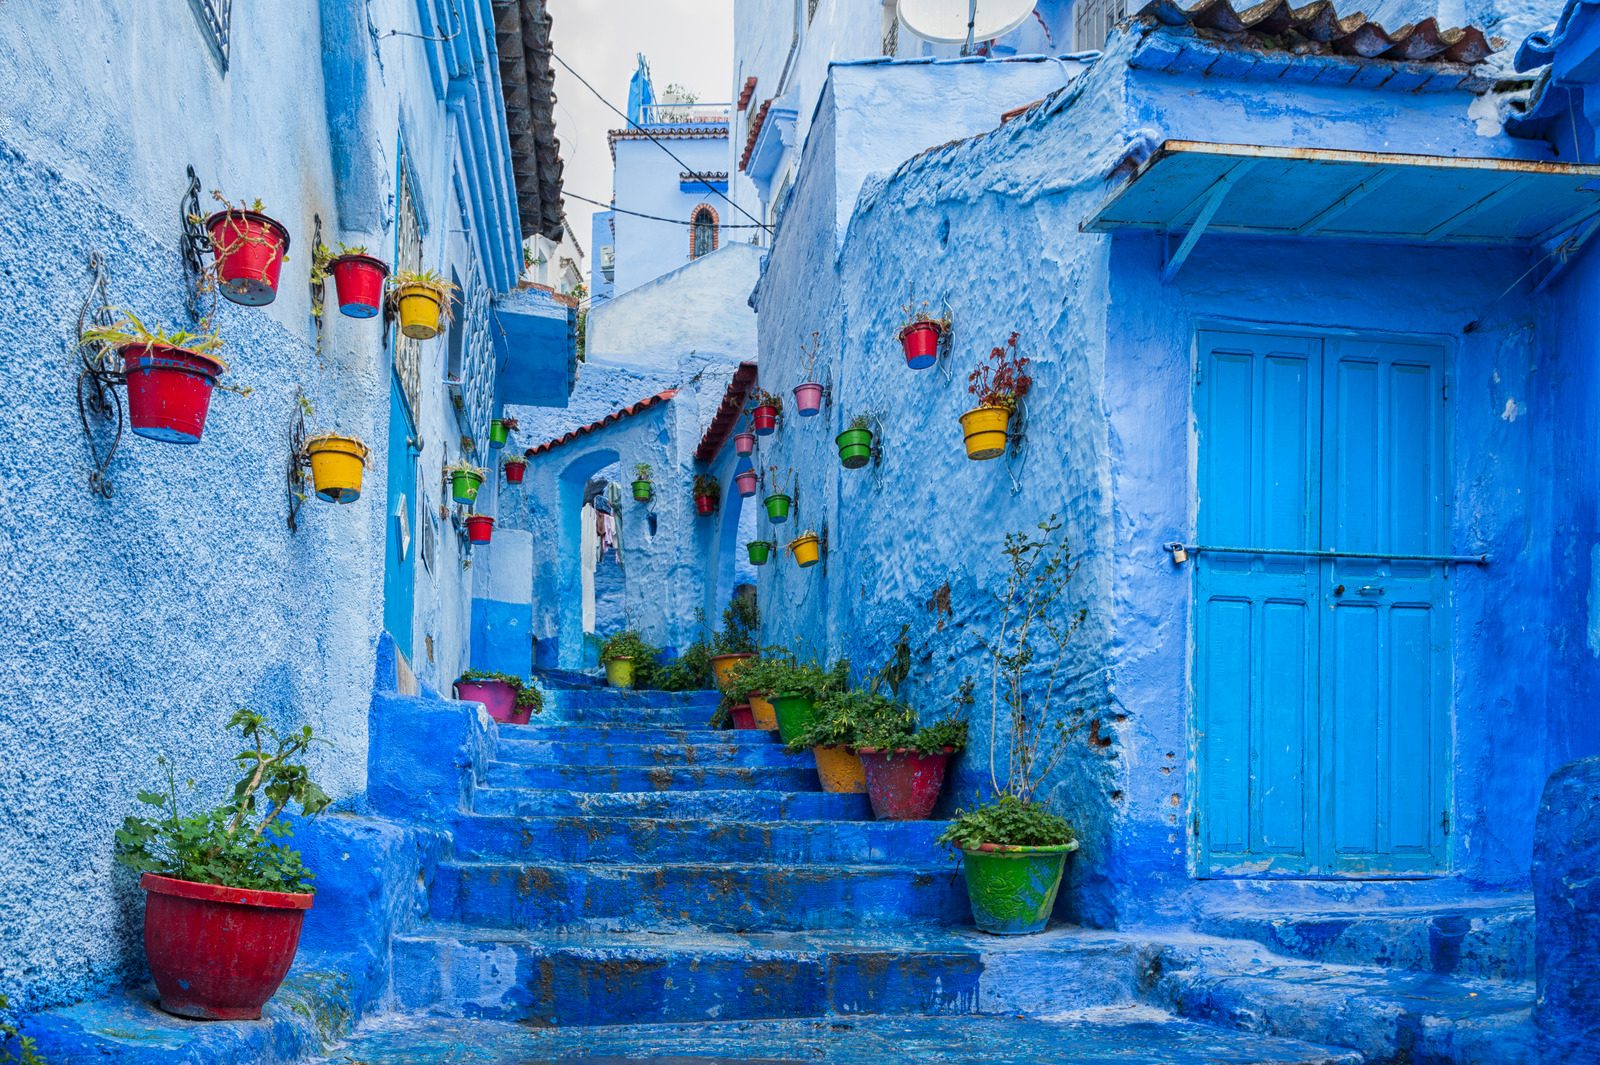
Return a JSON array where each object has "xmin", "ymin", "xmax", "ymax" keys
[
  {"xmin": 632, "ymin": 462, "xmax": 654, "ymax": 502},
  {"xmin": 390, "ymin": 268, "xmax": 459, "ymax": 340},
  {"xmin": 324, "ymin": 242, "xmax": 389, "ymax": 319},
  {"xmin": 80, "ymin": 313, "xmax": 232, "ymax": 445},
  {"xmin": 446, "ymin": 460, "xmax": 488, "ymax": 504},
  {"xmin": 503, "ymin": 454, "xmax": 528, "ymax": 484}
]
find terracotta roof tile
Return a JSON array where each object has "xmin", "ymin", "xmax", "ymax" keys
[
  {"xmin": 1136, "ymin": 0, "xmax": 1497, "ymax": 64},
  {"xmin": 740, "ymin": 99, "xmax": 773, "ymax": 172},
  {"xmin": 695, "ymin": 363, "xmax": 759, "ymax": 463},
  {"xmin": 526, "ymin": 389, "xmax": 677, "ymax": 457}
]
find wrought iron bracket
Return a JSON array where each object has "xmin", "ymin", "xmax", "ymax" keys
[
  {"xmin": 1003, "ymin": 397, "xmax": 1028, "ymax": 495},
  {"xmin": 309, "ymin": 213, "xmax": 327, "ymax": 361},
  {"xmin": 180, "ymin": 165, "xmax": 217, "ymax": 324},
  {"xmin": 934, "ymin": 299, "xmax": 957, "ymax": 384},
  {"xmin": 286, "ymin": 388, "xmax": 311, "ymax": 532},
  {"xmin": 75, "ymin": 250, "xmax": 124, "ymax": 498}
]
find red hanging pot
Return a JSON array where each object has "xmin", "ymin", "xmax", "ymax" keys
[
  {"xmin": 730, "ymin": 704, "xmax": 757, "ymax": 730},
  {"xmin": 734, "ymin": 469, "xmax": 758, "ymax": 497},
  {"xmin": 205, "ymin": 210, "xmax": 291, "ymax": 307},
  {"xmin": 858, "ymin": 747, "xmax": 953, "ymax": 820},
  {"xmin": 694, "ymin": 494, "xmax": 717, "ymax": 516},
  {"xmin": 328, "ymin": 253, "xmax": 389, "ymax": 319},
  {"xmin": 900, "ymin": 322, "xmax": 943, "ymax": 370},
  {"xmin": 466, "ymin": 514, "xmax": 495, "ymax": 544},
  {"xmin": 504, "ymin": 460, "xmax": 527, "ymax": 485},
  {"xmin": 751, "ymin": 404, "xmax": 778, "ymax": 436},
  {"xmin": 120, "ymin": 344, "xmax": 227, "ymax": 444},
  {"xmin": 793, "ymin": 382, "xmax": 823, "ymax": 417},
  {"xmin": 139, "ymin": 873, "xmax": 313, "ymax": 1020},
  {"xmin": 734, "ymin": 432, "xmax": 756, "ymax": 457}
]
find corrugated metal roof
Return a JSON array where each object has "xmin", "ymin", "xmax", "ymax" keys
[
  {"xmin": 1137, "ymin": 0, "xmax": 1497, "ymax": 64},
  {"xmin": 695, "ymin": 363, "xmax": 760, "ymax": 464},
  {"xmin": 492, "ymin": 0, "xmax": 566, "ymax": 242},
  {"xmin": 525, "ymin": 390, "xmax": 678, "ymax": 457}
]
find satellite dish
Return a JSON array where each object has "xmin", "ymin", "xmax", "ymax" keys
[{"xmin": 897, "ymin": 0, "xmax": 1036, "ymax": 46}]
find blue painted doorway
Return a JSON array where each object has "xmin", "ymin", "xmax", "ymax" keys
[{"xmin": 1195, "ymin": 328, "xmax": 1450, "ymax": 876}]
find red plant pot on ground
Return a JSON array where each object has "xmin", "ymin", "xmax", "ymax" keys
[
  {"xmin": 751, "ymin": 404, "xmax": 779, "ymax": 436},
  {"xmin": 466, "ymin": 514, "xmax": 495, "ymax": 544},
  {"xmin": 120, "ymin": 345, "xmax": 227, "ymax": 444},
  {"xmin": 140, "ymin": 873, "xmax": 312, "ymax": 1020},
  {"xmin": 730, "ymin": 704, "xmax": 756, "ymax": 729},
  {"xmin": 695, "ymin": 494, "xmax": 717, "ymax": 515},
  {"xmin": 734, "ymin": 431, "xmax": 756, "ymax": 457},
  {"xmin": 328, "ymin": 254, "xmax": 389, "ymax": 319},
  {"xmin": 858, "ymin": 747, "xmax": 954, "ymax": 820},
  {"xmin": 504, "ymin": 460, "xmax": 527, "ymax": 485},
  {"xmin": 793, "ymin": 382, "xmax": 824, "ymax": 416},
  {"xmin": 455, "ymin": 679, "xmax": 529, "ymax": 724},
  {"xmin": 734, "ymin": 469, "xmax": 758, "ymax": 497},
  {"xmin": 900, "ymin": 322, "xmax": 943, "ymax": 369},
  {"xmin": 205, "ymin": 210, "xmax": 291, "ymax": 307}
]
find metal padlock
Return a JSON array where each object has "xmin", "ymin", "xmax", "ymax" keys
[{"xmin": 1169, "ymin": 543, "xmax": 1188, "ymax": 565}]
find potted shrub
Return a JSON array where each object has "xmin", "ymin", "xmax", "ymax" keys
[
  {"xmin": 601, "ymin": 630, "xmax": 655, "ymax": 689},
  {"xmin": 749, "ymin": 390, "xmax": 783, "ymax": 436},
  {"xmin": 793, "ymin": 330, "xmax": 824, "ymax": 416},
  {"xmin": 897, "ymin": 300, "xmax": 950, "ymax": 370},
  {"xmin": 734, "ymin": 427, "xmax": 756, "ymax": 457},
  {"xmin": 789, "ymin": 529, "xmax": 821, "ymax": 568},
  {"xmin": 747, "ymin": 540, "xmax": 773, "ymax": 566},
  {"xmin": 305, "ymin": 432, "xmax": 369, "ymax": 503},
  {"xmin": 763, "ymin": 658, "xmax": 848, "ymax": 745},
  {"xmin": 489, "ymin": 416, "xmax": 518, "ymax": 449},
  {"xmin": 718, "ymin": 655, "xmax": 779, "ymax": 731},
  {"xmin": 447, "ymin": 461, "xmax": 486, "ymax": 504},
  {"xmin": 632, "ymin": 463, "xmax": 654, "ymax": 502},
  {"xmin": 693, "ymin": 473, "xmax": 721, "ymax": 516},
  {"xmin": 113, "ymin": 710, "xmax": 332, "ymax": 1019},
  {"xmin": 326, "ymin": 244, "xmax": 389, "ymax": 319},
  {"xmin": 454, "ymin": 669, "xmax": 543, "ymax": 724},
  {"xmin": 390, "ymin": 269, "xmax": 458, "ymax": 340},
  {"xmin": 938, "ymin": 517, "xmax": 1084, "ymax": 934},
  {"xmin": 465, "ymin": 513, "xmax": 495, "ymax": 545},
  {"xmin": 81, "ymin": 314, "xmax": 230, "ymax": 444},
  {"xmin": 504, "ymin": 455, "xmax": 528, "ymax": 485},
  {"xmin": 729, "ymin": 702, "xmax": 757, "ymax": 729},
  {"xmin": 836, "ymin": 414, "xmax": 875, "ymax": 470},
  {"xmin": 201, "ymin": 195, "xmax": 291, "ymax": 307},
  {"xmin": 785, "ymin": 689, "xmax": 902, "ymax": 794},
  {"xmin": 764, "ymin": 468, "xmax": 792, "ymax": 523},
  {"xmin": 961, "ymin": 331, "xmax": 1031, "ymax": 461},
  {"xmin": 857, "ymin": 715, "xmax": 967, "ymax": 821},
  {"xmin": 708, "ymin": 595, "xmax": 758, "ymax": 684}
]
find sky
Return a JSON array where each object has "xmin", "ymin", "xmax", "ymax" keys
[{"xmin": 548, "ymin": 0, "xmax": 737, "ymax": 259}]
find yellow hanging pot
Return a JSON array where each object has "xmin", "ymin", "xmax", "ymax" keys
[
  {"xmin": 812, "ymin": 745, "xmax": 868, "ymax": 793},
  {"xmin": 959, "ymin": 404, "xmax": 1012, "ymax": 461},
  {"xmin": 395, "ymin": 284, "xmax": 444, "ymax": 340},
  {"xmin": 306, "ymin": 434, "xmax": 369, "ymax": 503},
  {"xmin": 789, "ymin": 533, "xmax": 821, "ymax": 568}
]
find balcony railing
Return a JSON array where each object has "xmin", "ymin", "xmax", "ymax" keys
[{"xmin": 639, "ymin": 102, "xmax": 731, "ymax": 127}]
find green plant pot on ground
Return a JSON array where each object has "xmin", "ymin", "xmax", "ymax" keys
[
  {"xmin": 764, "ymin": 493, "xmax": 792, "ymax": 523},
  {"xmin": 836, "ymin": 427, "xmax": 874, "ymax": 469},
  {"xmin": 958, "ymin": 841, "xmax": 1078, "ymax": 935},
  {"xmin": 604, "ymin": 657, "xmax": 635, "ymax": 688},
  {"xmin": 769, "ymin": 692, "xmax": 817, "ymax": 744}
]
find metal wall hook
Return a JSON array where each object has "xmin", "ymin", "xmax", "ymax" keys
[
  {"xmin": 1003, "ymin": 397, "xmax": 1028, "ymax": 495},
  {"xmin": 935, "ymin": 298, "xmax": 957, "ymax": 384},
  {"xmin": 75, "ymin": 250, "xmax": 124, "ymax": 498},
  {"xmin": 286, "ymin": 387, "xmax": 311, "ymax": 532}
]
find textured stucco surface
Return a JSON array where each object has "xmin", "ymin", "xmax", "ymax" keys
[{"xmin": 587, "ymin": 243, "xmax": 761, "ymax": 368}]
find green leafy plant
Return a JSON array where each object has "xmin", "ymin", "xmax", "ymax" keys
[
  {"xmin": 633, "ymin": 463, "xmax": 653, "ymax": 481},
  {"xmin": 711, "ymin": 594, "xmax": 759, "ymax": 656},
  {"xmin": 750, "ymin": 389, "xmax": 785, "ymax": 415},
  {"xmin": 113, "ymin": 710, "xmax": 332, "ymax": 894},
  {"xmin": 457, "ymin": 669, "xmax": 543, "ymax": 713},
  {"xmin": 848, "ymin": 413, "xmax": 872, "ymax": 432},
  {"xmin": 765, "ymin": 656, "xmax": 848, "ymax": 702},
  {"xmin": 80, "ymin": 311, "xmax": 225, "ymax": 362},
  {"xmin": 692, "ymin": 473, "xmax": 721, "ymax": 501},
  {"xmin": 600, "ymin": 629, "xmax": 657, "ymax": 664},
  {"xmin": 445, "ymin": 459, "xmax": 487, "ymax": 479},
  {"xmin": 790, "ymin": 689, "xmax": 909, "ymax": 752},
  {"xmin": 0, "ymin": 994, "xmax": 45, "ymax": 1065},
  {"xmin": 938, "ymin": 793, "xmax": 1075, "ymax": 849}
]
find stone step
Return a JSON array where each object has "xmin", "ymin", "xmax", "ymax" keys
[
  {"xmin": 311, "ymin": 1011, "xmax": 1361, "ymax": 1064},
  {"xmin": 1196, "ymin": 900, "xmax": 1535, "ymax": 981},
  {"xmin": 482, "ymin": 760, "xmax": 820, "ymax": 792},
  {"xmin": 1148, "ymin": 935, "xmax": 1537, "ymax": 1064},
  {"xmin": 470, "ymin": 787, "xmax": 873, "ymax": 820},
  {"xmin": 492, "ymin": 736, "xmax": 807, "ymax": 768},
  {"xmin": 390, "ymin": 926, "xmax": 1147, "ymax": 1025},
  {"xmin": 428, "ymin": 859, "xmax": 968, "ymax": 931},
  {"xmin": 499, "ymin": 722, "xmax": 775, "ymax": 745},
  {"xmin": 540, "ymin": 690, "xmax": 720, "ymax": 727},
  {"xmin": 451, "ymin": 814, "xmax": 949, "ymax": 864}
]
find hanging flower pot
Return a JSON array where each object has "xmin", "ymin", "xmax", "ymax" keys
[
  {"xmin": 730, "ymin": 703, "xmax": 757, "ymax": 730},
  {"xmin": 489, "ymin": 419, "xmax": 511, "ymax": 449},
  {"xmin": 139, "ymin": 873, "xmax": 312, "ymax": 1020},
  {"xmin": 789, "ymin": 531, "xmax": 821, "ymax": 568},
  {"xmin": 204, "ymin": 208, "xmax": 291, "ymax": 307},
  {"xmin": 793, "ymin": 382, "xmax": 824, "ymax": 417},
  {"xmin": 764, "ymin": 493, "xmax": 792, "ymax": 524},
  {"xmin": 695, "ymin": 495, "xmax": 717, "ymax": 515},
  {"xmin": 391, "ymin": 271, "xmax": 459, "ymax": 340},
  {"xmin": 633, "ymin": 480, "xmax": 654, "ymax": 501},
  {"xmin": 734, "ymin": 431, "xmax": 756, "ymax": 457},
  {"xmin": 959, "ymin": 405, "xmax": 1012, "ymax": 461},
  {"xmin": 749, "ymin": 391, "xmax": 783, "ymax": 436},
  {"xmin": 836, "ymin": 423, "xmax": 874, "ymax": 470},
  {"xmin": 735, "ymin": 467, "xmax": 759, "ymax": 497},
  {"xmin": 693, "ymin": 473, "xmax": 720, "ymax": 516},
  {"xmin": 858, "ymin": 747, "xmax": 954, "ymax": 820},
  {"xmin": 959, "ymin": 842, "xmax": 1078, "ymax": 935},
  {"xmin": 121, "ymin": 344, "xmax": 228, "ymax": 444},
  {"xmin": 812, "ymin": 745, "xmax": 868, "ymax": 794},
  {"xmin": 465, "ymin": 514, "xmax": 495, "ymax": 545},
  {"xmin": 747, "ymin": 540, "xmax": 772, "ymax": 566},
  {"xmin": 448, "ymin": 465, "xmax": 486, "ymax": 504},
  {"xmin": 899, "ymin": 321, "xmax": 944, "ymax": 369},
  {"xmin": 504, "ymin": 458, "xmax": 527, "ymax": 485},
  {"xmin": 327, "ymin": 253, "xmax": 389, "ymax": 319},
  {"xmin": 710, "ymin": 652, "xmax": 754, "ymax": 685},
  {"xmin": 305, "ymin": 433, "xmax": 369, "ymax": 503}
]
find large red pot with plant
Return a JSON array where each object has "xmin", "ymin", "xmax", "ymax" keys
[
  {"xmin": 205, "ymin": 208, "xmax": 291, "ymax": 307},
  {"xmin": 749, "ymin": 391, "xmax": 782, "ymax": 436},
  {"xmin": 858, "ymin": 746, "xmax": 956, "ymax": 820},
  {"xmin": 693, "ymin": 474, "xmax": 721, "ymax": 516},
  {"xmin": 328, "ymin": 252, "xmax": 389, "ymax": 319},
  {"xmin": 140, "ymin": 873, "xmax": 313, "ymax": 1020},
  {"xmin": 121, "ymin": 344, "xmax": 228, "ymax": 444}
]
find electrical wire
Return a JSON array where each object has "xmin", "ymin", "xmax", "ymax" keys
[
  {"xmin": 565, "ymin": 189, "xmax": 767, "ymax": 228},
  {"xmin": 550, "ymin": 50, "xmax": 771, "ymax": 232}
]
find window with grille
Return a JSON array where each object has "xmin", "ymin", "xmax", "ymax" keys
[
  {"xmin": 1075, "ymin": 0, "xmax": 1126, "ymax": 50},
  {"xmin": 393, "ymin": 153, "xmax": 425, "ymax": 419},
  {"xmin": 187, "ymin": 0, "xmax": 231, "ymax": 71},
  {"xmin": 690, "ymin": 208, "xmax": 717, "ymax": 259}
]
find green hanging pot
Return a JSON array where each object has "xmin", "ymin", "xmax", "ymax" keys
[
  {"xmin": 747, "ymin": 541, "xmax": 772, "ymax": 565},
  {"xmin": 958, "ymin": 841, "xmax": 1078, "ymax": 935},
  {"xmin": 450, "ymin": 469, "xmax": 484, "ymax": 504},
  {"xmin": 632, "ymin": 479, "xmax": 653, "ymax": 502},
  {"xmin": 764, "ymin": 493, "xmax": 792, "ymax": 524},
  {"xmin": 836, "ymin": 427, "xmax": 874, "ymax": 470},
  {"xmin": 489, "ymin": 420, "xmax": 510, "ymax": 448},
  {"xmin": 769, "ymin": 692, "xmax": 817, "ymax": 745}
]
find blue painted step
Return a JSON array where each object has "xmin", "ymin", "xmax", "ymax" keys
[
  {"xmin": 539, "ymin": 691, "xmax": 720, "ymax": 727},
  {"xmin": 491, "ymin": 737, "xmax": 807, "ymax": 767},
  {"xmin": 450, "ymin": 815, "xmax": 949, "ymax": 864},
  {"xmin": 428, "ymin": 860, "xmax": 968, "ymax": 931},
  {"xmin": 499, "ymin": 723, "xmax": 774, "ymax": 745},
  {"xmin": 310, "ymin": 1012, "xmax": 1361, "ymax": 1064},
  {"xmin": 482, "ymin": 760, "xmax": 820, "ymax": 792},
  {"xmin": 469, "ymin": 787, "xmax": 871, "ymax": 820},
  {"xmin": 390, "ymin": 926, "xmax": 1148, "ymax": 1026}
]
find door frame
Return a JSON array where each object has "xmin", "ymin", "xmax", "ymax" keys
[{"xmin": 1186, "ymin": 316, "xmax": 1457, "ymax": 880}]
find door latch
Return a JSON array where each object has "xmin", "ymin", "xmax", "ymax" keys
[{"xmin": 1357, "ymin": 585, "xmax": 1385, "ymax": 596}]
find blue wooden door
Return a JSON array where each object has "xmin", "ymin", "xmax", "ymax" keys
[
  {"xmin": 381, "ymin": 373, "xmax": 417, "ymax": 661},
  {"xmin": 1195, "ymin": 329, "xmax": 1449, "ymax": 876}
]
